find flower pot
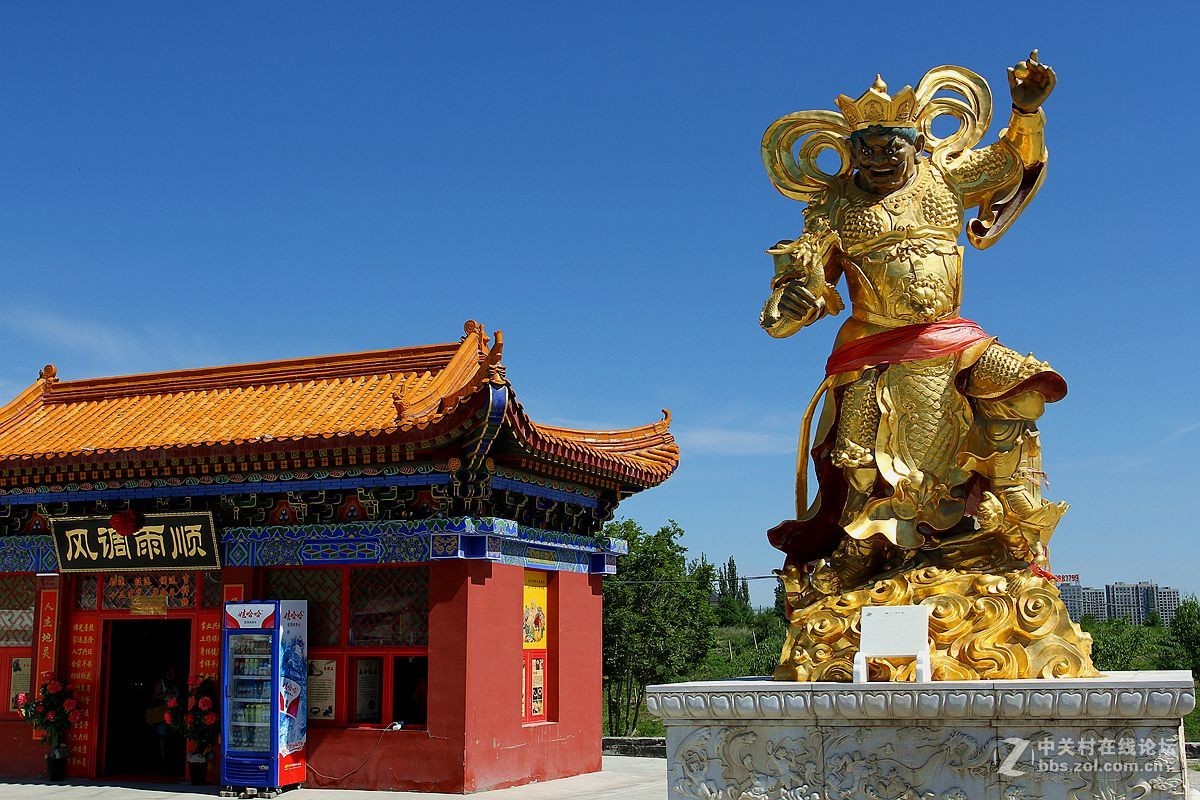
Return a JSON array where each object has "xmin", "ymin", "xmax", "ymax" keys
[
  {"xmin": 188, "ymin": 759, "xmax": 208, "ymax": 785},
  {"xmin": 46, "ymin": 755, "xmax": 67, "ymax": 781}
]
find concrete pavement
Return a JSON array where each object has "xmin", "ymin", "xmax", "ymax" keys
[
  {"xmin": 4, "ymin": 760, "xmax": 1197, "ymax": 799},
  {"xmin": 0, "ymin": 756, "xmax": 667, "ymax": 800}
]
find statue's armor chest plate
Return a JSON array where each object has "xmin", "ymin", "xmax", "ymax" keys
[{"xmin": 831, "ymin": 164, "xmax": 966, "ymax": 325}]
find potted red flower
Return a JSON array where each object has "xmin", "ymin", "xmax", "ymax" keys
[
  {"xmin": 166, "ymin": 675, "xmax": 220, "ymax": 784},
  {"xmin": 16, "ymin": 672, "xmax": 81, "ymax": 780}
]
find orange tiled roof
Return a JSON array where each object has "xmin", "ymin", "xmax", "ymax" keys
[
  {"xmin": 0, "ymin": 321, "xmax": 678, "ymax": 486},
  {"xmin": 0, "ymin": 321, "xmax": 494, "ymax": 461},
  {"xmin": 509, "ymin": 405, "xmax": 679, "ymax": 486}
]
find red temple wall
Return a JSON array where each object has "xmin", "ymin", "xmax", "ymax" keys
[
  {"xmin": 0, "ymin": 577, "xmax": 60, "ymax": 779},
  {"xmin": 461, "ymin": 564, "xmax": 603, "ymax": 792},
  {"xmin": 1, "ymin": 561, "xmax": 604, "ymax": 791},
  {"xmin": 303, "ymin": 560, "xmax": 468, "ymax": 792},
  {"xmin": 0, "ymin": 721, "xmax": 45, "ymax": 778},
  {"xmin": 305, "ymin": 562, "xmax": 604, "ymax": 793}
]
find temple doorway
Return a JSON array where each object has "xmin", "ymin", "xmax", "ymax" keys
[{"xmin": 101, "ymin": 619, "xmax": 191, "ymax": 779}]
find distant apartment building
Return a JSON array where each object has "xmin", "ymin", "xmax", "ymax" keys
[
  {"xmin": 1055, "ymin": 576, "xmax": 1181, "ymax": 625},
  {"xmin": 1059, "ymin": 579, "xmax": 1083, "ymax": 619},
  {"xmin": 1081, "ymin": 586, "xmax": 1108, "ymax": 622},
  {"xmin": 1107, "ymin": 582, "xmax": 1147, "ymax": 624},
  {"xmin": 1154, "ymin": 585, "xmax": 1181, "ymax": 626},
  {"xmin": 1057, "ymin": 576, "xmax": 1109, "ymax": 623}
]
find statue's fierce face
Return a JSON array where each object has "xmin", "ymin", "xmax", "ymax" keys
[{"xmin": 848, "ymin": 128, "xmax": 924, "ymax": 195}]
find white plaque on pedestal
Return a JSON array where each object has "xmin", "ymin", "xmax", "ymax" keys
[{"xmin": 854, "ymin": 604, "xmax": 932, "ymax": 683}]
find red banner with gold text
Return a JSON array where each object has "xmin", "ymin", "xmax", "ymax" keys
[{"xmin": 65, "ymin": 616, "xmax": 99, "ymax": 776}]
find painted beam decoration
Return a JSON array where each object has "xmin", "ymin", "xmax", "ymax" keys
[
  {"xmin": 50, "ymin": 512, "xmax": 220, "ymax": 572},
  {"xmin": 3, "ymin": 516, "xmax": 624, "ymax": 574},
  {"xmin": 222, "ymin": 516, "xmax": 624, "ymax": 574},
  {"xmin": 0, "ymin": 535, "xmax": 57, "ymax": 573}
]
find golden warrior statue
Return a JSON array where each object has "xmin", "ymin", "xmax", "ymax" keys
[{"xmin": 761, "ymin": 53, "xmax": 1097, "ymax": 681}]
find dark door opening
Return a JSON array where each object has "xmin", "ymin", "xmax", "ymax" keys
[
  {"xmin": 392, "ymin": 656, "xmax": 428, "ymax": 728},
  {"xmin": 102, "ymin": 619, "xmax": 191, "ymax": 779}
]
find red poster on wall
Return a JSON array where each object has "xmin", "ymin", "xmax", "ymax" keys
[
  {"xmin": 33, "ymin": 585, "xmax": 60, "ymax": 738},
  {"xmin": 195, "ymin": 610, "xmax": 222, "ymax": 681},
  {"xmin": 65, "ymin": 617, "xmax": 99, "ymax": 776},
  {"xmin": 524, "ymin": 650, "xmax": 547, "ymax": 722},
  {"xmin": 522, "ymin": 571, "xmax": 549, "ymax": 723}
]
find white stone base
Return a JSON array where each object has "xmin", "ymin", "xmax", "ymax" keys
[{"xmin": 646, "ymin": 670, "xmax": 1196, "ymax": 800}]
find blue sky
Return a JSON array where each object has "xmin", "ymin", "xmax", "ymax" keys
[{"xmin": 1, "ymin": 4, "xmax": 1197, "ymax": 606}]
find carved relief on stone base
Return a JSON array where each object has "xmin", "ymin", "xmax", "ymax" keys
[
  {"xmin": 670, "ymin": 723, "xmax": 1001, "ymax": 800},
  {"xmin": 649, "ymin": 672, "xmax": 1196, "ymax": 800}
]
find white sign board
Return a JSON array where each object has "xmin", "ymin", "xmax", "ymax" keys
[
  {"xmin": 9, "ymin": 657, "xmax": 31, "ymax": 712},
  {"xmin": 854, "ymin": 605, "xmax": 932, "ymax": 683},
  {"xmin": 307, "ymin": 659, "xmax": 336, "ymax": 720},
  {"xmin": 355, "ymin": 658, "xmax": 382, "ymax": 723}
]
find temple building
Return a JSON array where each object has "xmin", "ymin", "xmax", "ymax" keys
[{"xmin": 0, "ymin": 321, "xmax": 677, "ymax": 792}]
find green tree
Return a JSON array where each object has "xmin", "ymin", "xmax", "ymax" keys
[
  {"xmin": 602, "ymin": 519, "xmax": 716, "ymax": 736},
  {"xmin": 1169, "ymin": 596, "xmax": 1200, "ymax": 677},
  {"xmin": 773, "ymin": 579, "xmax": 787, "ymax": 619},
  {"xmin": 691, "ymin": 607, "xmax": 789, "ymax": 681},
  {"xmin": 1085, "ymin": 600, "xmax": 1200, "ymax": 740},
  {"xmin": 1083, "ymin": 618, "xmax": 1141, "ymax": 671},
  {"xmin": 715, "ymin": 557, "xmax": 754, "ymax": 626},
  {"xmin": 1083, "ymin": 617, "xmax": 1173, "ymax": 672},
  {"xmin": 716, "ymin": 557, "xmax": 739, "ymax": 599}
]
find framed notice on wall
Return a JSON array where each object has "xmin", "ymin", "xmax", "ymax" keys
[
  {"xmin": 8, "ymin": 657, "xmax": 31, "ymax": 712},
  {"xmin": 522, "ymin": 571, "xmax": 548, "ymax": 650},
  {"xmin": 529, "ymin": 654, "xmax": 545, "ymax": 717},
  {"xmin": 307, "ymin": 659, "xmax": 336, "ymax": 720},
  {"xmin": 354, "ymin": 658, "xmax": 382, "ymax": 723},
  {"xmin": 522, "ymin": 570, "xmax": 549, "ymax": 723}
]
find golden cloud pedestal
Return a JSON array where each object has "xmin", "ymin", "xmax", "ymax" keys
[{"xmin": 776, "ymin": 566, "xmax": 1099, "ymax": 682}]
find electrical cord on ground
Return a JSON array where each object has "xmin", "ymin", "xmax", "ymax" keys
[{"xmin": 304, "ymin": 729, "xmax": 388, "ymax": 783}]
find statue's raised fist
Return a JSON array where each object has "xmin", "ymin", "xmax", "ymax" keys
[{"xmin": 1008, "ymin": 49, "xmax": 1056, "ymax": 113}]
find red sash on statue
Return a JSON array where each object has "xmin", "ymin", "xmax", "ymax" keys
[{"xmin": 824, "ymin": 317, "xmax": 991, "ymax": 376}]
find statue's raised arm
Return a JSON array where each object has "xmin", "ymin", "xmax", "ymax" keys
[{"xmin": 950, "ymin": 50, "xmax": 1056, "ymax": 249}]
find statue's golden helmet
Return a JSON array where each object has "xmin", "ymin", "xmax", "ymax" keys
[
  {"xmin": 835, "ymin": 76, "xmax": 919, "ymax": 131},
  {"xmin": 763, "ymin": 65, "xmax": 992, "ymax": 202}
]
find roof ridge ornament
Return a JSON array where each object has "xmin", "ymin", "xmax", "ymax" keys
[
  {"xmin": 485, "ymin": 330, "xmax": 507, "ymax": 385},
  {"xmin": 39, "ymin": 364, "xmax": 59, "ymax": 386},
  {"xmin": 462, "ymin": 319, "xmax": 489, "ymax": 347},
  {"xmin": 392, "ymin": 388, "xmax": 407, "ymax": 421}
]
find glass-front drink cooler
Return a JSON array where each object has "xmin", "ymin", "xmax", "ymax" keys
[
  {"xmin": 228, "ymin": 633, "xmax": 273, "ymax": 752},
  {"xmin": 220, "ymin": 601, "xmax": 307, "ymax": 794}
]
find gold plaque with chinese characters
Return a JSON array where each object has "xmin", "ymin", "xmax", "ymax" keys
[{"xmin": 50, "ymin": 512, "xmax": 219, "ymax": 572}]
